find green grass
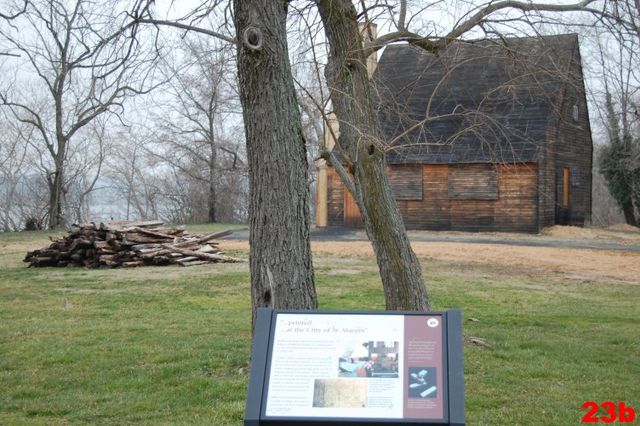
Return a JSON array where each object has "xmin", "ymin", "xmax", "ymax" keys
[{"xmin": 1, "ymin": 232, "xmax": 639, "ymax": 425}]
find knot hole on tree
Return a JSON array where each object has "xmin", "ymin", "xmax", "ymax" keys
[
  {"xmin": 368, "ymin": 144, "xmax": 375, "ymax": 155},
  {"xmin": 243, "ymin": 26, "xmax": 263, "ymax": 51}
]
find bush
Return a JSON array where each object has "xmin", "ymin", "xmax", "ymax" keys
[{"xmin": 24, "ymin": 217, "xmax": 43, "ymax": 231}]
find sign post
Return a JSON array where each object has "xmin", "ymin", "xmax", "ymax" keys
[{"xmin": 244, "ymin": 309, "xmax": 464, "ymax": 425}]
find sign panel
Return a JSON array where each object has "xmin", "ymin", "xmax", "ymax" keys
[{"xmin": 245, "ymin": 309, "xmax": 464, "ymax": 426}]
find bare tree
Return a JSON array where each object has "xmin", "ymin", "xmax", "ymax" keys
[
  {"xmin": 0, "ymin": 111, "xmax": 32, "ymax": 230},
  {"xmin": 64, "ymin": 119, "xmax": 109, "ymax": 223},
  {"xmin": 152, "ymin": 38, "xmax": 245, "ymax": 224},
  {"xmin": 105, "ymin": 127, "xmax": 160, "ymax": 221},
  {"xmin": 132, "ymin": 0, "xmax": 318, "ymax": 319},
  {"xmin": 0, "ymin": 0, "xmax": 160, "ymax": 228},
  {"xmin": 119, "ymin": 1, "xmax": 365, "ymax": 323},
  {"xmin": 589, "ymin": 10, "xmax": 640, "ymax": 226},
  {"xmin": 233, "ymin": 0, "xmax": 317, "ymax": 323}
]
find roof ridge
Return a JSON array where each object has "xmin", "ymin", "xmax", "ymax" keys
[{"xmin": 382, "ymin": 33, "xmax": 578, "ymax": 53}]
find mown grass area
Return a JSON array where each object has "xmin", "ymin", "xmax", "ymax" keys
[{"xmin": 1, "ymin": 230, "xmax": 639, "ymax": 425}]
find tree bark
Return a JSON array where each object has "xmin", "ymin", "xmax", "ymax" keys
[
  {"xmin": 621, "ymin": 199, "xmax": 638, "ymax": 227},
  {"xmin": 47, "ymin": 160, "xmax": 65, "ymax": 229},
  {"xmin": 233, "ymin": 0, "xmax": 317, "ymax": 325},
  {"xmin": 317, "ymin": 0, "xmax": 430, "ymax": 311},
  {"xmin": 208, "ymin": 137, "xmax": 217, "ymax": 223}
]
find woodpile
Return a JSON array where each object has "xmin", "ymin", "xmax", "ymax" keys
[{"xmin": 24, "ymin": 221, "xmax": 243, "ymax": 268}]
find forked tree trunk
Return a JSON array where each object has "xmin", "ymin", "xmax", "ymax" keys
[
  {"xmin": 317, "ymin": 0, "xmax": 430, "ymax": 311},
  {"xmin": 233, "ymin": 0, "xmax": 317, "ymax": 325}
]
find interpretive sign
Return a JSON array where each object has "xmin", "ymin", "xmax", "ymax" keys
[{"xmin": 244, "ymin": 309, "xmax": 464, "ymax": 426}]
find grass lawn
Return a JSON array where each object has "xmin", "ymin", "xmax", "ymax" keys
[{"xmin": 1, "ymin": 228, "xmax": 639, "ymax": 425}]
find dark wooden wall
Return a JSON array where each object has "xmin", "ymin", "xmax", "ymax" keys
[
  {"xmin": 543, "ymin": 42, "xmax": 593, "ymax": 227},
  {"xmin": 327, "ymin": 163, "xmax": 539, "ymax": 232}
]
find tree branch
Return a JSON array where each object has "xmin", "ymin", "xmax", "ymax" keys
[
  {"xmin": 364, "ymin": 0, "xmax": 603, "ymax": 56},
  {"xmin": 398, "ymin": 0, "xmax": 407, "ymax": 31},
  {"xmin": 135, "ymin": 18, "xmax": 236, "ymax": 45},
  {"xmin": 0, "ymin": 0, "xmax": 27, "ymax": 20}
]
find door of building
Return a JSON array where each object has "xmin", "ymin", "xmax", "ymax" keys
[
  {"xmin": 556, "ymin": 167, "xmax": 571, "ymax": 225},
  {"xmin": 344, "ymin": 188, "xmax": 363, "ymax": 227}
]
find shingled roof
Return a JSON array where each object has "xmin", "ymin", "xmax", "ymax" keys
[{"xmin": 374, "ymin": 33, "xmax": 581, "ymax": 164}]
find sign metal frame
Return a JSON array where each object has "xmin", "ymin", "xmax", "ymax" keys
[{"xmin": 245, "ymin": 309, "xmax": 464, "ymax": 426}]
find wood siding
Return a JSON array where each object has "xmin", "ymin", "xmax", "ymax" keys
[
  {"xmin": 388, "ymin": 165, "xmax": 422, "ymax": 200},
  {"xmin": 495, "ymin": 164, "xmax": 538, "ymax": 232},
  {"xmin": 399, "ymin": 165, "xmax": 451, "ymax": 229},
  {"xmin": 326, "ymin": 163, "xmax": 538, "ymax": 232},
  {"xmin": 448, "ymin": 164, "xmax": 498, "ymax": 200},
  {"xmin": 327, "ymin": 166, "xmax": 345, "ymax": 226},
  {"xmin": 344, "ymin": 188, "xmax": 363, "ymax": 227},
  {"xmin": 544, "ymin": 43, "xmax": 592, "ymax": 227}
]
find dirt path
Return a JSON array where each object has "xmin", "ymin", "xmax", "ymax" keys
[{"xmin": 219, "ymin": 239, "xmax": 640, "ymax": 285}]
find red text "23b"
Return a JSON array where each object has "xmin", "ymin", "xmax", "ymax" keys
[{"xmin": 581, "ymin": 401, "xmax": 636, "ymax": 423}]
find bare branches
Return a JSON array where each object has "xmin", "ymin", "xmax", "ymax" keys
[
  {"xmin": 0, "ymin": 0, "xmax": 162, "ymax": 228},
  {"xmin": 0, "ymin": 0, "xmax": 27, "ymax": 21},
  {"xmin": 446, "ymin": 0, "xmax": 598, "ymax": 40},
  {"xmin": 134, "ymin": 18, "xmax": 236, "ymax": 45},
  {"xmin": 123, "ymin": 0, "xmax": 236, "ymax": 47},
  {"xmin": 145, "ymin": 36, "xmax": 246, "ymax": 223},
  {"xmin": 364, "ymin": 0, "xmax": 608, "ymax": 56}
]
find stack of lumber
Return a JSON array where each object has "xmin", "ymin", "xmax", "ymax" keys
[{"xmin": 24, "ymin": 221, "xmax": 242, "ymax": 268}]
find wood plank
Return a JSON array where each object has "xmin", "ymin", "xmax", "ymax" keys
[
  {"xmin": 327, "ymin": 167, "xmax": 345, "ymax": 225},
  {"xmin": 495, "ymin": 163, "xmax": 538, "ymax": 231},
  {"xmin": 387, "ymin": 165, "xmax": 423, "ymax": 200},
  {"xmin": 448, "ymin": 164, "xmax": 498, "ymax": 200},
  {"xmin": 343, "ymin": 187, "xmax": 363, "ymax": 227}
]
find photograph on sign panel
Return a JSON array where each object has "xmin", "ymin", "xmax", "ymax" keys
[
  {"xmin": 338, "ymin": 341, "xmax": 399, "ymax": 378},
  {"xmin": 312, "ymin": 379, "xmax": 368, "ymax": 408},
  {"xmin": 408, "ymin": 367, "xmax": 437, "ymax": 398}
]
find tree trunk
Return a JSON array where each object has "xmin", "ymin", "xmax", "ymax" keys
[
  {"xmin": 621, "ymin": 199, "xmax": 638, "ymax": 227},
  {"xmin": 233, "ymin": 0, "xmax": 317, "ymax": 325},
  {"xmin": 47, "ymin": 165, "xmax": 65, "ymax": 229},
  {"xmin": 208, "ymin": 144, "xmax": 217, "ymax": 223},
  {"xmin": 317, "ymin": 0, "xmax": 430, "ymax": 311},
  {"xmin": 2, "ymin": 178, "xmax": 16, "ymax": 231}
]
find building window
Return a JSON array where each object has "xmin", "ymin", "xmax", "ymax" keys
[{"xmin": 448, "ymin": 164, "xmax": 498, "ymax": 200}]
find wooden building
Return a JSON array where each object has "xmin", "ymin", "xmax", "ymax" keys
[{"xmin": 316, "ymin": 34, "xmax": 593, "ymax": 233}]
